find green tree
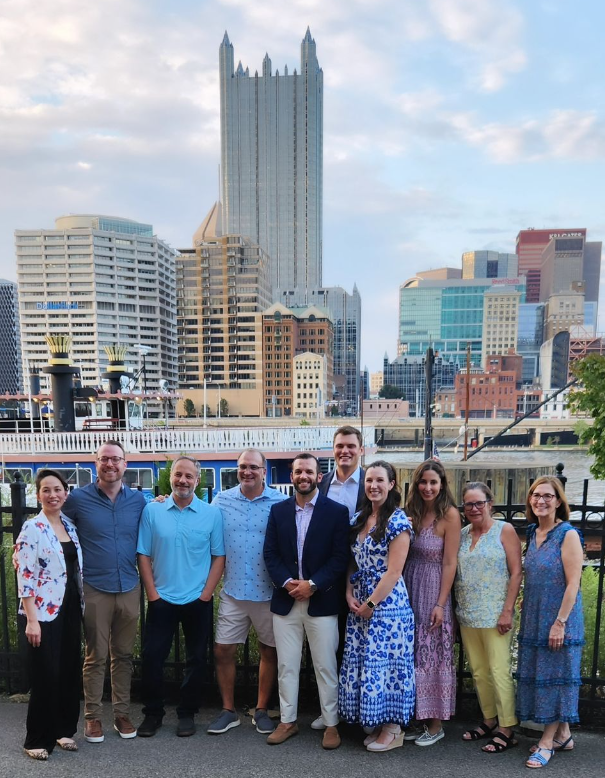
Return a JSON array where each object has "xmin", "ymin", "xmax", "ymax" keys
[
  {"xmin": 183, "ymin": 398, "xmax": 196, "ymax": 418},
  {"xmin": 378, "ymin": 384, "xmax": 404, "ymax": 399},
  {"xmin": 156, "ymin": 459, "xmax": 207, "ymax": 500},
  {"xmin": 568, "ymin": 355, "xmax": 603, "ymax": 477},
  {"xmin": 219, "ymin": 398, "xmax": 229, "ymax": 417}
]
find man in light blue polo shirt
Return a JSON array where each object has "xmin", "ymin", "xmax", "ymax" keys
[
  {"xmin": 207, "ymin": 448, "xmax": 287, "ymax": 736},
  {"xmin": 137, "ymin": 456, "xmax": 225, "ymax": 738}
]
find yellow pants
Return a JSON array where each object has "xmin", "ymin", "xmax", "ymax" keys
[{"xmin": 460, "ymin": 626, "xmax": 517, "ymax": 727}]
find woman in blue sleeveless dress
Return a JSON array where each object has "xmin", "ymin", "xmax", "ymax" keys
[
  {"xmin": 517, "ymin": 476, "xmax": 584, "ymax": 769},
  {"xmin": 338, "ymin": 461, "xmax": 415, "ymax": 752}
]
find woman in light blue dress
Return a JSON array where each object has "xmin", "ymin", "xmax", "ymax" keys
[{"xmin": 338, "ymin": 461, "xmax": 415, "ymax": 752}]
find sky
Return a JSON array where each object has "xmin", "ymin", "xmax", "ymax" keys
[{"xmin": 1, "ymin": 0, "xmax": 604, "ymax": 372}]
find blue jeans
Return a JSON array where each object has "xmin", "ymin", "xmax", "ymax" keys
[{"xmin": 141, "ymin": 596, "xmax": 213, "ymax": 719}]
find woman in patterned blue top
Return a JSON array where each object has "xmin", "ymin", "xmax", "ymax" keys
[
  {"xmin": 517, "ymin": 477, "xmax": 584, "ymax": 769},
  {"xmin": 338, "ymin": 460, "xmax": 415, "ymax": 752}
]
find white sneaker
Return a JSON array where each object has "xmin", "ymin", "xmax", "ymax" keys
[
  {"xmin": 415, "ymin": 726, "xmax": 445, "ymax": 747},
  {"xmin": 310, "ymin": 715, "xmax": 326, "ymax": 730}
]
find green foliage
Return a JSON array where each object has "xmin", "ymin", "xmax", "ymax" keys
[
  {"xmin": 183, "ymin": 398, "xmax": 196, "ymax": 418},
  {"xmin": 581, "ymin": 565, "xmax": 605, "ymax": 678},
  {"xmin": 378, "ymin": 384, "xmax": 404, "ymax": 399},
  {"xmin": 219, "ymin": 398, "xmax": 229, "ymax": 417},
  {"xmin": 573, "ymin": 419, "xmax": 590, "ymax": 439},
  {"xmin": 299, "ymin": 418, "xmax": 310, "ymax": 426},
  {"xmin": 155, "ymin": 458, "xmax": 207, "ymax": 500},
  {"xmin": 569, "ymin": 355, "xmax": 605, "ymax": 478}
]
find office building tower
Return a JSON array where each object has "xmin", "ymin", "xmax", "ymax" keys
[
  {"xmin": 293, "ymin": 352, "xmax": 327, "ymax": 419},
  {"xmin": 382, "ymin": 353, "xmax": 457, "ymax": 417},
  {"xmin": 398, "ymin": 276, "xmax": 526, "ymax": 368},
  {"xmin": 416, "ymin": 267, "xmax": 462, "ymax": 281},
  {"xmin": 462, "ymin": 250, "xmax": 518, "ymax": 280},
  {"xmin": 543, "ymin": 290, "xmax": 586, "ymax": 341},
  {"xmin": 16, "ymin": 215, "xmax": 177, "ymax": 392},
  {"xmin": 481, "ymin": 290, "xmax": 521, "ymax": 367},
  {"xmin": 220, "ymin": 29, "xmax": 323, "ymax": 300},
  {"xmin": 0, "ymin": 279, "xmax": 22, "ymax": 393},
  {"xmin": 516, "ymin": 228, "xmax": 587, "ymax": 303},
  {"xmin": 540, "ymin": 331, "xmax": 571, "ymax": 391},
  {"xmin": 370, "ymin": 371, "xmax": 383, "ymax": 398},
  {"xmin": 517, "ymin": 303, "xmax": 545, "ymax": 384},
  {"xmin": 310, "ymin": 285, "xmax": 360, "ymax": 413},
  {"xmin": 176, "ymin": 209, "xmax": 272, "ymax": 416},
  {"xmin": 262, "ymin": 303, "xmax": 333, "ymax": 417}
]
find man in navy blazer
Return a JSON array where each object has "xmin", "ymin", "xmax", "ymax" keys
[
  {"xmin": 263, "ymin": 453, "xmax": 349, "ymax": 750},
  {"xmin": 318, "ymin": 425, "xmax": 365, "ymax": 515}
]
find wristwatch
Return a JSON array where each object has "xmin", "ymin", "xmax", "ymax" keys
[
  {"xmin": 308, "ymin": 579, "xmax": 318, "ymax": 593},
  {"xmin": 365, "ymin": 598, "xmax": 377, "ymax": 609}
]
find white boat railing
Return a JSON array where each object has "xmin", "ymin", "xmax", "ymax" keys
[{"xmin": 0, "ymin": 426, "xmax": 377, "ymax": 457}]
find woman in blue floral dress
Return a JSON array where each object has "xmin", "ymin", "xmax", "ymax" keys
[
  {"xmin": 338, "ymin": 460, "xmax": 415, "ymax": 752},
  {"xmin": 517, "ymin": 477, "xmax": 584, "ymax": 769}
]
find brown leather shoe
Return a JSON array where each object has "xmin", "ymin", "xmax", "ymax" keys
[
  {"xmin": 267, "ymin": 722, "xmax": 299, "ymax": 745},
  {"xmin": 322, "ymin": 725, "xmax": 341, "ymax": 750},
  {"xmin": 114, "ymin": 715, "xmax": 137, "ymax": 739},
  {"xmin": 84, "ymin": 719, "xmax": 104, "ymax": 743}
]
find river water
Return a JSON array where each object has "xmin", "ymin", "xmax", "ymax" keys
[{"xmin": 368, "ymin": 448, "xmax": 603, "ymax": 506}]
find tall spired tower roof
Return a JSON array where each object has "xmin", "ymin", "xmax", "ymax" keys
[{"xmin": 193, "ymin": 201, "xmax": 223, "ymax": 245}]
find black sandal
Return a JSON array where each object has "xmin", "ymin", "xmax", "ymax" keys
[
  {"xmin": 482, "ymin": 731, "xmax": 518, "ymax": 753},
  {"xmin": 462, "ymin": 722, "xmax": 496, "ymax": 741}
]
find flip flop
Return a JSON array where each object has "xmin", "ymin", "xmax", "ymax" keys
[
  {"xmin": 526, "ymin": 747, "xmax": 554, "ymax": 768},
  {"xmin": 482, "ymin": 731, "xmax": 518, "ymax": 753},
  {"xmin": 462, "ymin": 721, "xmax": 496, "ymax": 741}
]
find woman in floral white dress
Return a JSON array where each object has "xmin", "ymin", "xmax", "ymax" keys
[{"xmin": 338, "ymin": 461, "xmax": 415, "ymax": 752}]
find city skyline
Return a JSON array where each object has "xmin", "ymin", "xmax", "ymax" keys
[{"xmin": 1, "ymin": 1, "xmax": 605, "ymax": 371}]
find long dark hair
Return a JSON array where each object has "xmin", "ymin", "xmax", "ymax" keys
[
  {"xmin": 350, "ymin": 460, "xmax": 401, "ymax": 544},
  {"xmin": 404, "ymin": 459, "xmax": 457, "ymax": 535}
]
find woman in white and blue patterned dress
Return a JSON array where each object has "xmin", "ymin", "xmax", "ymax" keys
[{"xmin": 338, "ymin": 460, "xmax": 416, "ymax": 752}]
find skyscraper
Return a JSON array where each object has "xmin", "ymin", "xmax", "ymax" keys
[
  {"xmin": 0, "ymin": 279, "xmax": 22, "ymax": 393},
  {"xmin": 16, "ymin": 215, "xmax": 177, "ymax": 392},
  {"xmin": 219, "ymin": 29, "xmax": 323, "ymax": 300}
]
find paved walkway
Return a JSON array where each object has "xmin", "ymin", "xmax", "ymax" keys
[{"xmin": 1, "ymin": 698, "xmax": 603, "ymax": 778}]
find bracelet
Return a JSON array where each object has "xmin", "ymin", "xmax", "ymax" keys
[
  {"xmin": 435, "ymin": 604, "xmax": 444, "ymax": 609},
  {"xmin": 555, "ymin": 616, "xmax": 567, "ymax": 626}
]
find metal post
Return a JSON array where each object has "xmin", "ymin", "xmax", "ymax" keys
[{"xmin": 423, "ymin": 347, "xmax": 434, "ymax": 460}]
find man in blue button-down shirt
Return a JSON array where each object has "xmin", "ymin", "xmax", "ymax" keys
[
  {"xmin": 62, "ymin": 440, "xmax": 146, "ymax": 744},
  {"xmin": 206, "ymin": 448, "xmax": 287, "ymax": 737},
  {"xmin": 137, "ymin": 456, "xmax": 225, "ymax": 738}
]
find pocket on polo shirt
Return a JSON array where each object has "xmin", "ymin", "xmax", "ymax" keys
[{"xmin": 184, "ymin": 526, "xmax": 210, "ymax": 552}]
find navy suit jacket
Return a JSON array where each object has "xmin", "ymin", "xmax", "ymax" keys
[
  {"xmin": 263, "ymin": 493, "xmax": 350, "ymax": 617},
  {"xmin": 318, "ymin": 467, "xmax": 366, "ymax": 514}
]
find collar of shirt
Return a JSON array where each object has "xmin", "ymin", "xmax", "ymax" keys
[
  {"xmin": 334, "ymin": 466, "xmax": 361, "ymax": 485},
  {"xmin": 166, "ymin": 494, "xmax": 203, "ymax": 512},
  {"xmin": 94, "ymin": 480, "xmax": 125, "ymax": 497},
  {"xmin": 235, "ymin": 483, "xmax": 271, "ymax": 502},
  {"xmin": 295, "ymin": 491, "xmax": 319, "ymax": 513}
]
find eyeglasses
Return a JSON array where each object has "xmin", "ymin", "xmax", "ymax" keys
[
  {"xmin": 97, "ymin": 456, "xmax": 124, "ymax": 464},
  {"xmin": 238, "ymin": 464, "xmax": 264, "ymax": 472},
  {"xmin": 530, "ymin": 493, "xmax": 556, "ymax": 503},
  {"xmin": 463, "ymin": 500, "xmax": 489, "ymax": 511}
]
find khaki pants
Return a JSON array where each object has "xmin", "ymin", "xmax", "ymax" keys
[
  {"xmin": 83, "ymin": 583, "xmax": 140, "ymax": 720},
  {"xmin": 460, "ymin": 625, "xmax": 517, "ymax": 728}
]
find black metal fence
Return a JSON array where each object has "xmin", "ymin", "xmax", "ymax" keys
[{"xmin": 1, "ymin": 468, "xmax": 604, "ymax": 721}]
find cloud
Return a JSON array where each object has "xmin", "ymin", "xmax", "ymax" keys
[
  {"xmin": 428, "ymin": 0, "xmax": 527, "ymax": 91},
  {"xmin": 450, "ymin": 109, "xmax": 605, "ymax": 163}
]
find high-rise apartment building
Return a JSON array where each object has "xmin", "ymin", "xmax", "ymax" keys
[
  {"xmin": 481, "ymin": 290, "xmax": 521, "ymax": 367},
  {"xmin": 462, "ymin": 250, "xmax": 518, "ymax": 280},
  {"xmin": 16, "ymin": 215, "xmax": 177, "ymax": 391},
  {"xmin": 262, "ymin": 303, "xmax": 333, "ymax": 417},
  {"xmin": 0, "ymin": 279, "xmax": 22, "ymax": 393},
  {"xmin": 398, "ymin": 276, "xmax": 526, "ymax": 367},
  {"xmin": 220, "ymin": 29, "xmax": 323, "ymax": 300},
  {"xmin": 176, "ymin": 214, "xmax": 272, "ymax": 415}
]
